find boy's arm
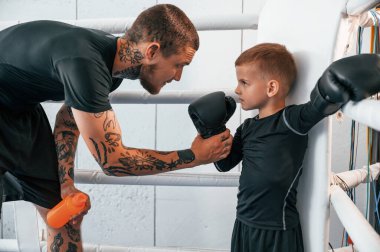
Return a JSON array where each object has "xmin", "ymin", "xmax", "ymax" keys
[
  {"xmin": 71, "ymin": 108, "xmax": 232, "ymax": 176},
  {"xmin": 214, "ymin": 124, "xmax": 243, "ymax": 172},
  {"xmin": 285, "ymin": 54, "xmax": 380, "ymax": 134}
]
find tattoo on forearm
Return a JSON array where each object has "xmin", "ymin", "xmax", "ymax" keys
[
  {"xmin": 67, "ymin": 107, "xmax": 74, "ymax": 119},
  {"xmin": 59, "ymin": 107, "xmax": 78, "ymax": 131},
  {"xmin": 89, "ymin": 135, "xmax": 195, "ymax": 176},
  {"xmin": 51, "ymin": 233, "xmax": 63, "ymax": 252},
  {"xmin": 65, "ymin": 223, "xmax": 81, "ymax": 242},
  {"xmin": 58, "ymin": 165, "xmax": 67, "ymax": 184},
  {"xmin": 68, "ymin": 167, "xmax": 74, "ymax": 180},
  {"xmin": 67, "ymin": 242, "xmax": 78, "ymax": 252},
  {"xmin": 63, "ymin": 118, "xmax": 78, "ymax": 131},
  {"xmin": 56, "ymin": 131, "xmax": 76, "ymax": 161}
]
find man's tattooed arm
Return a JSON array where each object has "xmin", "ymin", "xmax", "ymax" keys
[
  {"xmin": 54, "ymin": 104, "xmax": 80, "ymax": 187},
  {"xmin": 71, "ymin": 109, "xmax": 197, "ymax": 177}
]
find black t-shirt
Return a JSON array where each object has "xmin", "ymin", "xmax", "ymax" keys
[
  {"xmin": 0, "ymin": 20, "xmax": 122, "ymax": 112},
  {"xmin": 215, "ymin": 102, "xmax": 325, "ymax": 230}
]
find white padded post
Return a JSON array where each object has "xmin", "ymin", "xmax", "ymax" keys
[
  {"xmin": 257, "ymin": 0, "xmax": 347, "ymax": 251},
  {"xmin": 14, "ymin": 201, "xmax": 41, "ymax": 252}
]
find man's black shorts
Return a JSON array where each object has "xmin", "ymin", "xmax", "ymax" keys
[{"xmin": 0, "ymin": 104, "xmax": 61, "ymax": 209}]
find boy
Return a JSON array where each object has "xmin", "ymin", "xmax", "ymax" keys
[{"xmin": 189, "ymin": 43, "xmax": 380, "ymax": 252}]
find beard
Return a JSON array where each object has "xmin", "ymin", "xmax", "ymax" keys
[{"xmin": 139, "ymin": 64, "xmax": 160, "ymax": 94}]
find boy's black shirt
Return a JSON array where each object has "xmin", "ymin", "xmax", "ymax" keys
[{"xmin": 215, "ymin": 102, "xmax": 325, "ymax": 230}]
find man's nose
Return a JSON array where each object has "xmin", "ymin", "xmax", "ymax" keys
[{"xmin": 174, "ymin": 68, "xmax": 183, "ymax": 81}]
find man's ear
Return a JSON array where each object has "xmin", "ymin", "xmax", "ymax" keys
[
  {"xmin": 145, "ymin": 42, "xmax": 160, "ymax": 63},
  {"xmin": 267, "ymin": 80, "xmax": 280, "ymax": 98}
]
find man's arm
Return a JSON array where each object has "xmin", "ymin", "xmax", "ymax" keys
[
  {"xmin": 72, "ymin": 108, "xmax": 232, "ymax": 176},
  {"xmin": 54, "ymin": 104, "xmax": 80, "ymax": 193}
]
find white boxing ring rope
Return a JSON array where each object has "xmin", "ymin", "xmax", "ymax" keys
[
  {"xmin": 0, "ymin": 13, "xmax": 258, "ymax": 33},
  {"xmin": 330, "ymin": 186, "xmax": 380, "ymax": 252},
  {"xmin": 75, "ymin": 171, "xmax": 240, "ymax": 187},
  {"xmin": 0, "ymin": 6, "xmax": 380, "ymax": 252}
]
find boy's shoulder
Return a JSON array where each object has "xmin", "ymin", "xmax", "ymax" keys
[{"xmin": 240, "ymin": 117, "xmax": 254, "ymax": 131}]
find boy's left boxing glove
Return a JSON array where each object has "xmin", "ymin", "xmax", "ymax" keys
[
  {"xmin": 188, "ymin": 91, "xmax": 236, "ymax": 139},
  {"xmin": 311, "ymin": 54, "xmax": 380, "ymax": 115}
]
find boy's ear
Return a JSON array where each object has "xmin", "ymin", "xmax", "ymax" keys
[
  {"xmin": 267, "ymin": 80, "xmax": 280, "ymax": 97},
  {"xmin": 145, "ymin": 42, "xmax": 161, "ymax": 63}
]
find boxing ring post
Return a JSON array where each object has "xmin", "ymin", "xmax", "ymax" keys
[{"xmin": 1, "ymin": 1, "xmax": 380, "ymax": 251}]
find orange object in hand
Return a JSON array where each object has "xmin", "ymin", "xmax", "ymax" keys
[{"xmin": 47, "ymin": 192, "xmax": 88, "ymax": 228}]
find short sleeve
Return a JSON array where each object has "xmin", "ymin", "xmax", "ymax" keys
[{"xmin": 55, "ymin": 57, "xmax": 113, "ymax": 113}]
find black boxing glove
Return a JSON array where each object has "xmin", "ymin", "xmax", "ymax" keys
[
  {"xmin": 310, "ymin": 54, "xmax": 380, "ymax": 115},
  {"xmin": 188, "ymin": 91, "xmax": 236, "ymax": 139}
]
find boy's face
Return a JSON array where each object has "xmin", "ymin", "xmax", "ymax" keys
[{"xmin": 235, "ymin": 64, "xmax": 269, "ymax": 110}]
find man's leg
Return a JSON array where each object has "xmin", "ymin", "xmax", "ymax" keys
[{"xmin": 35, "ymin": 205, "xmax": 83, "ymax": 252}]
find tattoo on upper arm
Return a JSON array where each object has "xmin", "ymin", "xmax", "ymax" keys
[{"xmin": 93, "ymin": 111, "xmax": 116, "ymax": 131}]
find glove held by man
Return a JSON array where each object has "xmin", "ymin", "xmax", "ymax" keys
[{"xmin": 188, "ymin": 91, "xmax": 236, "ymax": 139}]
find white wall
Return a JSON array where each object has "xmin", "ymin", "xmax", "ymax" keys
[{"xmin": 0, "ymin": 0, "xmax": 374, "ymax": 250}]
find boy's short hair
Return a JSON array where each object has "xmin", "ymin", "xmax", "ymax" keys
[
  {"xmin": 126, "ymin": 4, "xmax": 199, "ymax": 58},
  {"xmin": 235, "ymin": 43, "xmax": 297, "ymax": 95}
]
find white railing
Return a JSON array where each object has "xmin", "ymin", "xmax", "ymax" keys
[
  {"xmin": 0, "ymin": 13, "xmax": 258, "ymax": 32},
  {"xmin": 109, "ymin": 90, "xmax": 238, "ymax": 104},
  {"xmin": 330, "ymin": 185, "xmax": 380, "ymax": 252},
  {"xmin": 342, "ymin": 100, "xmax": 380, "ymax": 132},
  {"xmin": 75, "ymin": 170, "xmax": 239, "ymax": 187}
]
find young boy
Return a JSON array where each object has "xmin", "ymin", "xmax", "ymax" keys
[{"xmin": 210, "ymin": 43, "xmax": 380, "ymax": 252}]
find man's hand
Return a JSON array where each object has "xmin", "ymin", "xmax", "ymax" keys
[
  {"xmin": 190, "ymin": 129, "xmax": 233, "ymax": 165},
  {"xmin": 60, "ymin": 183, "xmax": 91, "ymax": 225}
]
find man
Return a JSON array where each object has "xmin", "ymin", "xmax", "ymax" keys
[{"xmin": 0, "ymin": 4, "xmax": 233, "ymax": 251}]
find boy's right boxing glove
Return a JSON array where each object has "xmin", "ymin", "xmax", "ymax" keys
[
  {"xmin": 310, "ymin": 54, "xmax": 380, "ymax": 115},
  {"xmin": 188, "ymin": 91, "xmax": 236, "ymax": 139}
]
